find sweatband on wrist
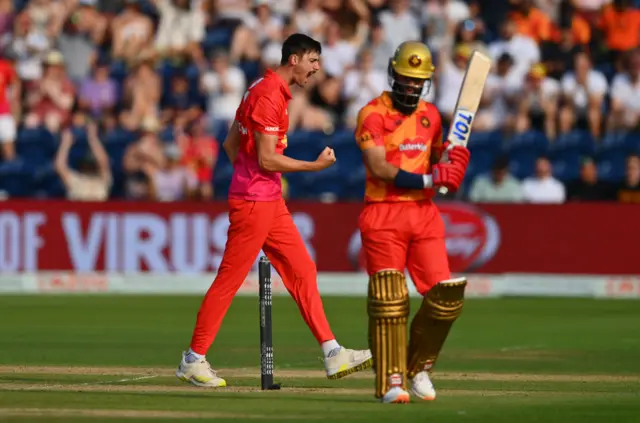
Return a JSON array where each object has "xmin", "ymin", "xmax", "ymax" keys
[{"xmin": 394, "ymin": 169, "xmax": 426, "ymax": 190}]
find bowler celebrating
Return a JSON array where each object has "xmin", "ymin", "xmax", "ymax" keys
[{"xmin": 176, "ymin": 34, "xmax": 372, "ymax": 388}]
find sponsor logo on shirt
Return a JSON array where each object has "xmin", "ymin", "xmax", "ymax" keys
[
  {"xmin": 398, "ymin": 143, "xmax": 427, "ymax": 152},
  {"xmin": 265, "ymin": 126, "xmax": 279, "ymax": 132},
  {"xmin": 399, "ymin": 137, "xmax": 430, "ymax": 159}
]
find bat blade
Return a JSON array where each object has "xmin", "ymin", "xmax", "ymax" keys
[{"xmin": 439, "ymin": 51, "xmax": 492, "ymax": 195}]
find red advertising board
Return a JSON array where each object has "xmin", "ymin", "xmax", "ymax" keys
[{"xmin": 0, "ymin": 200, "xmax": 638, "ymax": 274}]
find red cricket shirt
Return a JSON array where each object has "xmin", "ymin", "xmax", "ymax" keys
[{"xmin": 228, "ymin": 69, "xmax": 292, "ymax": 201}]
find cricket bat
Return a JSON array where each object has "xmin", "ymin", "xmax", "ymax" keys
[{"xmin": 438, "ymin": 50, "xmax": 492, "ymax": 195}]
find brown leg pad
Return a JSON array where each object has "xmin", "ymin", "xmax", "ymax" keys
[
  {"xmin": 407, "ymin": 278, "xmax": 467, "ymax": 379},
  {"xmin": 367, "ymin": 270, "xmax": 410, "ymax": 398}
]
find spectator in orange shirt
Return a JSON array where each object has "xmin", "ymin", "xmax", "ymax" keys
[
  {"xmin": 550, "ymin": 1, "xmax": 591, "ymax": 47},
  {"xmin": 599, "ymin": 0, "xmax": 640, "ymax": 61},
  {"xmin": 509, "ymin": 0, "xmax": 552, "ymax": 42}
]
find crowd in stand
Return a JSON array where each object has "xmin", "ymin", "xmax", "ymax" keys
[{"xmin": 0, "ymin": 0, "xmax": 637, "ymax": 203}]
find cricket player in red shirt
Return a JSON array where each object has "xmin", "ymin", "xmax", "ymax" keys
[
  {"xmin": 176, "ymin": 34, "xmax": 372, "ymax": 388},
  {"xmin": 356, "ymin": 41, "xmax": 470, "ymax": 403}
]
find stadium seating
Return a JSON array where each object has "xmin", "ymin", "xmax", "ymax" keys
[{"xmin": 4, "ymin": 124, "xmax": 638, "ymax": 200}]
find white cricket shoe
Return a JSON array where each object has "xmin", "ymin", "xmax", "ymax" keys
[
  {"xmin": 410, "ymin": 371, "xmax": 436, "ymax": 400},
  {"xmin": 176, "ymin": 352, "xmax": 227, "ymax": 388},
  {"xmin": 382, "ymin": 386, "xmax": 411, "ymax": 404},
  {"xmin": 324, "ymin": 347, "xmax": 373, "ymax": 379}
]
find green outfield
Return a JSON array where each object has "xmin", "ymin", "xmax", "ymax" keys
[{"xmin": 0, "ymin": 295, "xmax": 639, "ymax": 422}]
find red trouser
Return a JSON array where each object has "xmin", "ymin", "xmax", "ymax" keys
[
  {"xmin": 190, "ymin": 199, "xmax": 334, "ymax": 355},
  {"xmin": 358, "ymin": 200, "xmax": 450, "ymax": 295}
]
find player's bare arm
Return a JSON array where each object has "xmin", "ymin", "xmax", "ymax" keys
[
  {"xmin": 255, "ymin": 131, "xmax": 335, "ymax": 173},
  {"xmin": 362, "ymin": 146, "xmax": 399, "ymax": 182},
  {"xmin": 223, "ymin": 121, "xmax": 241, "ymax": 163}
]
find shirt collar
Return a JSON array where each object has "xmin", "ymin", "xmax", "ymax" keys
[{"xmin": 265, "ymin": 69, "xmax": 292, "ymax": 101}]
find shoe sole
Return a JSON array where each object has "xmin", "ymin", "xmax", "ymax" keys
[
  {"xmin": 176, "ymin": 370, "xmax": 227, "ymax": 388},
  {"xmin": 382, "ymin": 392, "xmax": 411, "ymax": 404},
  {"xmin": 411, "ymin": 388, "xmax": 436, "ymax": 401},
  {"xmin": 326, "ymin": 357, "xmax": 373, "ymax": 380}
]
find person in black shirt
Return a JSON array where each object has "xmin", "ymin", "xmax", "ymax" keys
[
  {"xmin": 565, "ymin": 157, "xmax": 614, "ymax": 201},
  {"xmin": 616, "ymin": 154, "xmax": 640, "ymax": 203}
]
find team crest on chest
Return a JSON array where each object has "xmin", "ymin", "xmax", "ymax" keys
[{"xmin": 420, "ymin": 116, "xmax": 430, "ymax": 128}]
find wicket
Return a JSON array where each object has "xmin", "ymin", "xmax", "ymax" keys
[{"xmin": 258, "ymin": 256, "xmax": 281, "ymax": 390}]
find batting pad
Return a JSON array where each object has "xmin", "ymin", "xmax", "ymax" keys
[
  {"xmin": 367, "ymin": 270, "xmax": 410, "ymax": 398},
  {"xmin": 407, "ymin": 277, "xmax": 467, "ymax": 378}
]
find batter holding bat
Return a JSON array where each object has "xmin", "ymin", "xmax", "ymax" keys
[
  {"xmin": 176, "ymin": 34, "xmax": 372, "ymax": 388},
  {"xmin": 355, "ymin": 41, "xmax": 474, "ymax": 403}
]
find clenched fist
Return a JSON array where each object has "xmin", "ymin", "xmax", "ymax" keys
[{"xmin": 314, "ymin": 147, "xmax": 336, "ymax": 170}]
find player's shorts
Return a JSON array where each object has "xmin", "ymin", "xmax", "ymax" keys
[
  {"xmin": 0, "ymin": 114, "xmax": 16, "ymax": 143},
  {"xmin": 358, "ymin": 200, "xmax": 450, "ymax": 295}
]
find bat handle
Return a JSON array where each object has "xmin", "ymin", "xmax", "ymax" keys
[{"xmin": 438, "ymin": 186, "xmax": 449, "ymax": 195}]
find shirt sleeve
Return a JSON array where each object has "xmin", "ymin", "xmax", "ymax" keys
[
  {"xmin": 561, "ymin": 74, "xmax": 575, "ymax": 95},
  {"xmin": 355, "ymin": 107, "xmax": 384, "ymax": 151},
  {"xmin": 249, "ymin": 95, "xmax": 282, "ymax": 134},
  {"xmin": 610, "ymin": 75, "xmax": 627, "ymax": 103},
  {"xmin": 589, "ymin": 72, "xmax": 608, "ymax": 96}
]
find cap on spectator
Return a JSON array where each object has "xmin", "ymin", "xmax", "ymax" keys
[
  {"xmin": 254, "ymin": 0, "xmax": 272, "ymax": 7},
  {"xmin": 79, "ymin": 0, "xmax": 98, "ymax": 6},
  {"xmin": 141, "ymin": 116, "xmax": 161, "ymax": 133},
  {"xmin": 528, "ymin": 63, "xmax": 546, "ymax": 79},
  {"xmin": 45, "ymin": 50, "xmax": 65, "ymax": 66}
]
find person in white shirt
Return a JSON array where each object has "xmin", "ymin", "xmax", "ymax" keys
[
  {"xmin": 469, "ymin": 155, "xmax": 524, "ymax": 203},
  {"xmin": 514, "ymin": 64, "xmax": 560, "ymax": 139},
  {"xmin": 488, "ymin": 19, "xmax": 540, "ymax": 83},
  {"xmin": 294, "ymin": 0, "xmax": 327, "ymax": 41},
  {"xmin": 608, "ymin": 49, "xmax": 640, "ymax": 133},
  {"xmin": 378, "ymin": 0, "xmax": 420, "ymax": 51},
  {"xmin": 153, "ymin": 0, "xmax": 205, "ymax": 59},
  {"xmin": 343, "ymin": 48, "xmax": 388, "ymax": 127},
  {"xmin": 559, "ymin": 51, "xmax": 608, "ymax": 138},
  {"xmin": 244, "ymin": 0, "xmax": 283, "ymax": 47},
  {"xmin": 474, "ymin": 53, "xmax": 522, "ymax": 131},
  {"xmin": 320, "ymin": 19, "xmax": 358, "ymax": 78},
  {"xmin": 436, "ymin": 44, "xmax": 472, "ymax": 122},
  {"xmin": 200, "ymin": 49, "xmax": 246, "ymax": 135},
  {"xmin": 4, "ymin": 12, "xmax": 50, "ymax": 82},
  {"xmin": 522, "ymin": 156, "xmax": 566, "ymax": 203},
  {"xmin": 366, "ymin": 19, "xmax": 396, "ymax": 71},
  {"xmin": 422, "ymin": 0, "xmax": 470, "ymax": 52}
]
